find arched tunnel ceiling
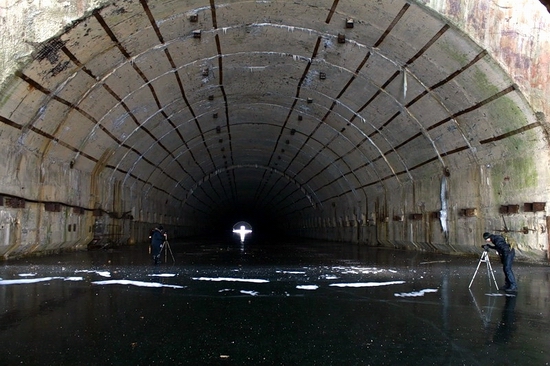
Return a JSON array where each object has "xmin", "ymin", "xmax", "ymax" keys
[{"xmin": 0, "ymin": 0, "xmax": 544, "ymax": 227}]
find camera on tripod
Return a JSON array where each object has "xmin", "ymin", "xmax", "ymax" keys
[{"xmin": 470, "ymin": 243, "xmax": 499, "ymax": 289}]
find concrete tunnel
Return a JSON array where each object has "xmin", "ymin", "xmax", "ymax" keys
[{"xmin": 0, "ymin": 0, "xmax": 549, "ymax": 261}]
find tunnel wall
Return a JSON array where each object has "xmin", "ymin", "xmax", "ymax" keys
[
  {"xmin": 420, "ymin": 0, "xmax": 550, "ymax": 122},
  {"xmin": 0, "ymin": 1, "xmax": 546, "ymax": 116},
  {"xmin": 0, "ymin": 0, "xmax": 548, "ymax": 261},
  {"xmin": 296, "ymin": 150, "xmax": 549, "ymax": 262},
  {"xmin": 292, "ymin": 137, "xmax": 550, "ymax": 262},
  {"xmin": 0, "ymin": 1, "xmax": 545, "ymax": 126}
]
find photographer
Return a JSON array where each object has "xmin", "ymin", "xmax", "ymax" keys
[
  {"xmin": 150, "ymin": 225, "xmax": 166, "ymax": 265},
  {"xmin": 482, "ymin": 232, "xmax": 517, "ymax": 292}
]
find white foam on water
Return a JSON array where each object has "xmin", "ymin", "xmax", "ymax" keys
[
  {"xmin": 192, "ymin": 277, "xmax": 269, "ymax": 283},
  {"xmin": 351, "ymin": 267, "xmax": 386, "ymax": 274},
  {"xmin": 276, "ymin": 270, "xmax": 306, "ymax": 275},
  {"xmin": 64, "ymin": 277, "xmax": 84, "ymax": 281},
  {"xmin": 296, "ymin": 285, "xmax": 319, "ymax": 290},
  {"xmin": 340, "ymin": 270, "xmax": 360, "ymax": 274},
  {"xmin": 18, "ymin": 273, "xmax": 37, "ymax": 277},
  {"xmin": 329, "ymin": 281, "xmax": 405, "ymax": 288},
  {"xmin": 76, "ymin": 270, "xmax": 111, "ymax": 278},
  {"xmin": 394, "ymin": 288, "xmax": 438, "ymax": 297},
  {"xmin": 92, "ymin": 279, "xmax": 184, "ymax": 289},
  {"xmin": 148, "ymin": 273, "xmax": 176, "ymax": 277},
  {"xmin": 0, "ymin": 277, "xmax": 64, "ymax": 285},
  {"xmin": 330, "ymin": 266, "xmax": 398, "ymax": 275},
  {"xmin": 0, "ymin": 276, "xmax": 86, "ymax": 285},
  {"xmin": 240, "ymin": 290, "xmax": 259, "ymax": 296}
]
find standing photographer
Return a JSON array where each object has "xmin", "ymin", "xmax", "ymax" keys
[
  {"xmin": 482, "ymin": 232, "xmax": 517, "ymax": 292},
  {"xmin": 150, "ymin": 225, "xmax": 166, "ymax": 265}
]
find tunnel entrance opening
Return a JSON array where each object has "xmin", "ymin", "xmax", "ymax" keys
[
  {"xmin": 232, "ymin": 221, "xmax": 253, "ymax": 243},
  {"xmin": 205, "ymin": 203, "xmax": 290, "ymax": 244}
]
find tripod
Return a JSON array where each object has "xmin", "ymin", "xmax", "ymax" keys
[
  {"xmin": 159, "ymin": 240, "xmax": 175, "ymax": 264},
  {"xmin": 468, "ymin": 248, "xmax": 499, "ymax": 289}
]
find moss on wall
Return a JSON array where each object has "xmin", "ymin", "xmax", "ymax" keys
[
  {"xmin": 471, "ymin": 68, "xmax": 500, "ymax": 96},
  {"xmin": 490, "ymin": 154, "xmax": 538, "ymax": 201},
  {"xmin": 438, "ymin": 38, "xmax": 470, "ymax": 65},
  {"xmin": 487, "ymin": 95, "xmax": 531, "ymax": 131}
]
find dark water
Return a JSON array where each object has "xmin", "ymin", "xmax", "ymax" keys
[{"xmin": 0, "ymin": 238, "xmax": 549, "ymax": 365}]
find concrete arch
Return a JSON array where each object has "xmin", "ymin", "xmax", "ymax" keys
[{"xmin": 0, "ymin": 0, "xmax": 548, "ymax": 260}]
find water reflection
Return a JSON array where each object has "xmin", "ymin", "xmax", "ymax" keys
[
  {"xmin": 493, "ymin": 294, "xmax": 517, "ymax": 344},
  {"xmin": 0, "ymin": 239, "xmax": 547, "ymax": 365}
]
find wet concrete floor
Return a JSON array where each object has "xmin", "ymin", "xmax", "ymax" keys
[{"xmin": 0, "ymin": 237, "xmax": 549, "ymax": 365}]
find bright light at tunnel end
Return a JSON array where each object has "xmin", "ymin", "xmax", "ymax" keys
[{"xmin": 232, "ymin": 221, "xmax": 252, "ymax": 243}]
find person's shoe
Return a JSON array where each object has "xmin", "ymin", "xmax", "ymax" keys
[
  {"xmin": 499, "ymin": 286, "xmax": 509, "ymax": 291},
  {"xmin": 505, "ymin": 286, "xmax": 518, "ymax": 292}
]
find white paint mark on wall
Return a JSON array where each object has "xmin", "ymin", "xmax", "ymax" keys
[{"xmin": 440, "ymin": 176, "xmax": 448, "ymax": 236}]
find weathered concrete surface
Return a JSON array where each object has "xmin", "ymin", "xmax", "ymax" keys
[
  {"xmin": 0, "ymin": 0, "xmax": 549, "ymax": 262},
  {"xmin": 0, "ymin": 0, "xmax": 108, "ymax": 86},
  {"xmin": 420, "ymin": 0, "xmax": 550, "ymax": 125}
]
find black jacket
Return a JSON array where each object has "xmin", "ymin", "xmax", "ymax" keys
[
  {"xmin": 486, "ymin": 234, "xmax": 511, "ymax": 256},
  {"xmin": 151, "ymin": 229, "xmax": 165, "ymax": 247}
]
